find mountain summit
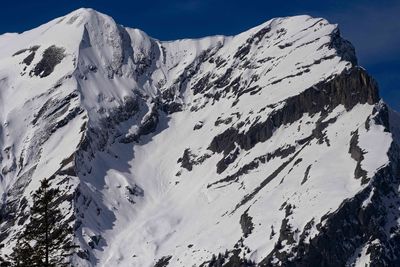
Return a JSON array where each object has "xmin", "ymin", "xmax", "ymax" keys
[{"xmin": 0, "ymin": 8, "xmax": 399, "ymax": 267}]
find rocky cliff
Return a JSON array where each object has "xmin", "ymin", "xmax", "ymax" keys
[{"xmin": 0, "ymin": 8, "xmax": 399, "ymax": 267}]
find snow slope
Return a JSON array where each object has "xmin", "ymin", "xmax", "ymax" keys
[{"xmin": 0, "ymin": 8, "xmax": 399, "ymax": 267}]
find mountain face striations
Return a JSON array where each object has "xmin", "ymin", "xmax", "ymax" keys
[{"xmin": 0, "ymin": 8, "xmax": 399, "ymax": 267}]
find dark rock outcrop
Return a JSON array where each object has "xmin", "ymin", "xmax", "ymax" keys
[
  {"xmin": 177, "ymin": 149, "xmax": 195, "ymax": 171},
  {"xmin": 349, "ymin": 129, "xmax": 368, "ymax": 183},
  {"xmin": 200, "ymin": 249, "xmax": 256, "ymax": 267},
  {"xmin": 329, "ymin": 28, "xmax": 358, "ymax": 67},
  {"xmin": 30, "ymin": 45, "xmax": 66, "ymax": 78},
  {"xmin": 208, "ymin": 145, "xmax": 296, "ymax": 188},
  {"xmin": 260, "ymin": 107, "xmax": 400, "ymax": 267},
  {"xmin": 209, "ymin": 67, "xmax": 379, "ymax": 156},
  {"xmin": 240, "ymin": 210, "xmax": 254, "ymax": 238},
  {"xmin": 154, "ymin": 256, "xmax": 172, "ymax": 267}
]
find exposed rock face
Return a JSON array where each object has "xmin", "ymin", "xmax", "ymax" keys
[
  {"xmin": 349, "ymin": 129, "xmax": 368, "ymax": 183},
  {"xmin": 154, "ymin": 256, "xmax": 173, "ymax": 267},
  {"xmin": 177, "ymin": 148, "xmax": 195, "ymax": 171},
  {"xmin": 240, "ymin": 210, "xmax": 254, "ymax": 238},
  {"xmin": 209, "ymin": 67, "xmax": 379, "ymax": 158},
  {"xmin": 261, "ymin": 140, "xmax": 400, "ymax": 267},
  {"xmin": 30, "ymin": 45, "xmax": 66, "ymax": 77},
  {"xmin": 0, "ymin": 8, "xmax": 399, "ymax": 267},
  {"xmin": 329, "ymin": 28, "xmax": 358, "ymax": 66}
]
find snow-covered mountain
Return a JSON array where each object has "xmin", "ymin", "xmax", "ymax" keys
[{"xmin": 0, "ymin": 8, "xmax": 399, "ymax": 266}]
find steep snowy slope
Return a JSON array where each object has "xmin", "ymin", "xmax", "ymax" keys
[{"xmin": 0, "ymin": 8, "xmax": 399, "ymax": 267}]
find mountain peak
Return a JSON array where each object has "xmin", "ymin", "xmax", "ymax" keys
[
  {"xmin": 1, "ymin": 10, "xmax": 395, "ymax": 267},
  {"xmin": 64, "ymin": 7, "xmax": 111, "ymax": 24}
]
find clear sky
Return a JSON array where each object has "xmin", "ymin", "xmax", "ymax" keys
[{"xmin": 1, "ymin": 0, "xmax": 399, "ymax": 109}]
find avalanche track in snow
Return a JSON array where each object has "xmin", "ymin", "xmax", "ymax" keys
[{"xmin": 0, "ymin": 8, "xmax": 400, "ymax": 267}]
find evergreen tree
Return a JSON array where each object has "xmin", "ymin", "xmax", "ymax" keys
[
  {"xmin": 9, "ymin": 239, "xmax": 34, "ymax": 267},
  {"xmin": 10, "ymin": 178, "xmax": 75, "ymax": 267}
]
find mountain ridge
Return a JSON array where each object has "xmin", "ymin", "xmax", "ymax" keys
[{"xmin": 0, "ymin": 8, "xmax": 399, "ymax": 267}]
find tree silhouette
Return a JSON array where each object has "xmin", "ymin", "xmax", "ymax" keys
[{"xmin": 10, "ymin": 178, "xmax": 75, "ymax": 266}]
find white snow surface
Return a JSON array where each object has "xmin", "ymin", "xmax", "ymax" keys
[{"xmin": 0, "ymin": 8, "xmax": 394, "ymax": 267}]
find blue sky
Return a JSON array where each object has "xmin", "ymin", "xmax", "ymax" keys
[{"xmin": 1, "ymin": 0, "xmax": 399, "ymax": 109}]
